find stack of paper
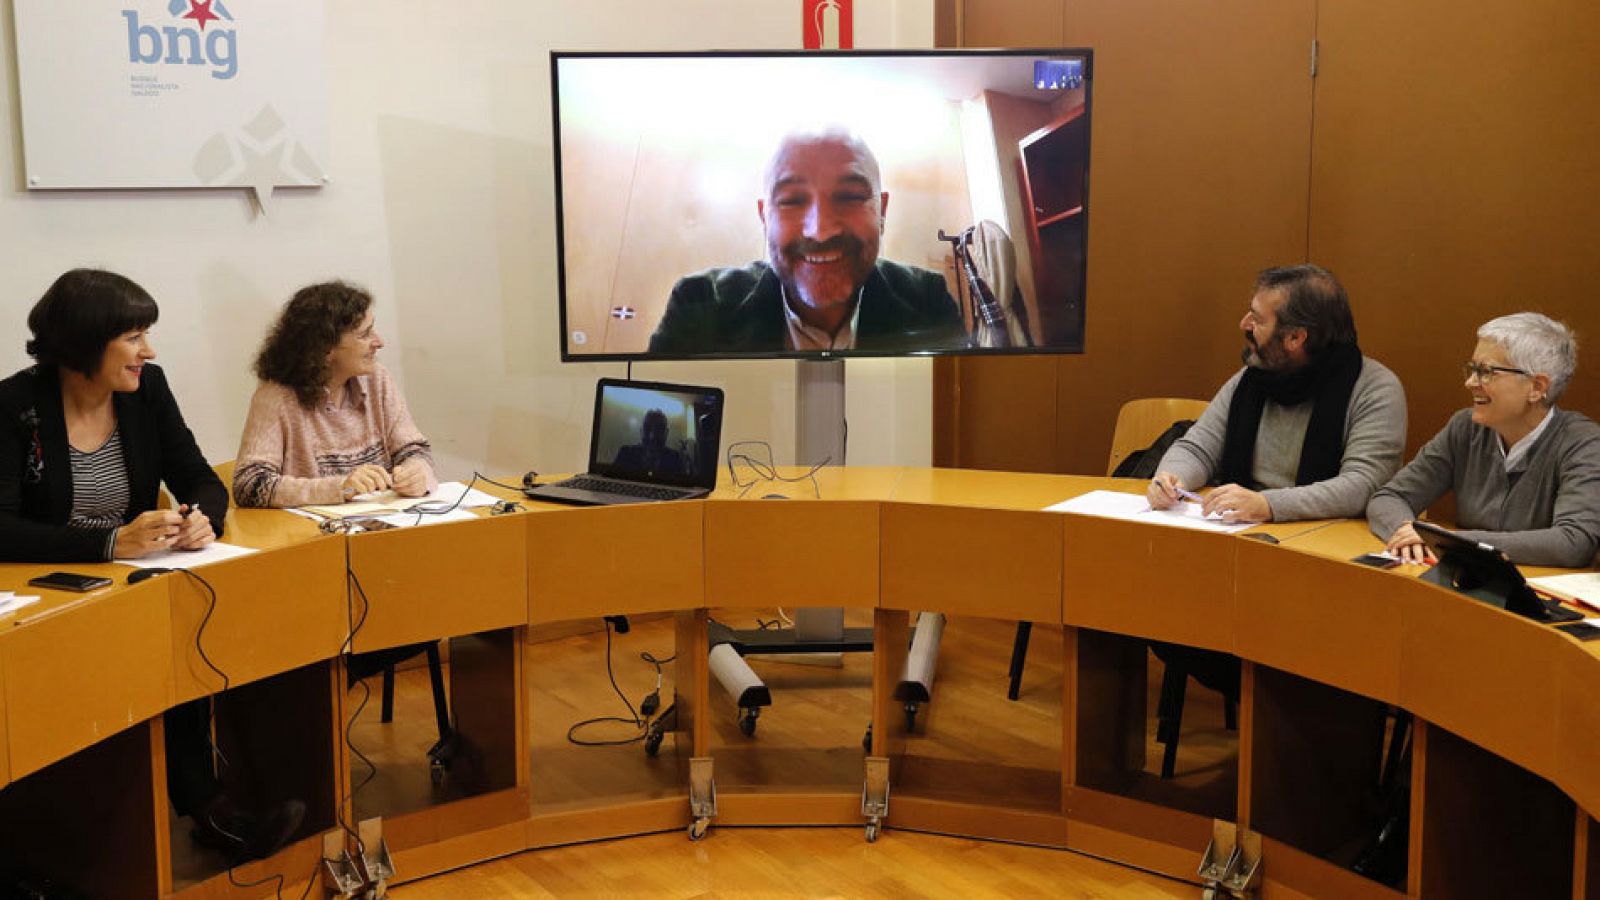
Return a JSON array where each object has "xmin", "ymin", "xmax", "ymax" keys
[{"xmin": 1528, "ymin": 572, "xmax": 1600, "ymax": 612}]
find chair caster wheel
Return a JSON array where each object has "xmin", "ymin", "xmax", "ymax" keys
[
  {"xmin": 738, "ymin": 707, "xmax": 759, "ymax": 737},
  {"xmin": 865, "ymin": 822, "xmax": 880, "ymax": 843},
  {"xmin": 688, "ymin": 818, "xmax": 710, "ymax": 841}
]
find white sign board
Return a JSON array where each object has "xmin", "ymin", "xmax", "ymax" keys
[{"xmin": 13, "ymin": 0, "xmax": 327, "ymax": 202}]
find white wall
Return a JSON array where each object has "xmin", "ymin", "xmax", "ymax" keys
[{"xmin": 0, "ymin": 0, "xmax": 937, "ymax": 480}]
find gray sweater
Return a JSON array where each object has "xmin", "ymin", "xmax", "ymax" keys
[
  {"xmin": 1156, "ymin": 358, "xmax": 1407, "ymax": 521},
  {"xmin": 1366, "ymin": 408, "xmax": 1600, "ymax": 567}
]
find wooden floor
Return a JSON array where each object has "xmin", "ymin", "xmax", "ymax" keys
[
  {"xmin": 386, "ymin": 827, "xmax": 1193, "ymax": 899},
  {"xmin": 339, "ymin": 611, "xmax": 1235, "ymax": 896}
]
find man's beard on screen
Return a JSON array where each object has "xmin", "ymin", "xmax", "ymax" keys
[{"xmin": 771, "ymin": 235, "xmax": 875, "ymax": 313}]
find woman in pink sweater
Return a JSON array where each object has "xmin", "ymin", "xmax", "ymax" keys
[{"xmin": 234, "ymin": 281, "xmax": 437, "ymax": 507}]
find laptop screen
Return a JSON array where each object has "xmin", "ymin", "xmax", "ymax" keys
[{"xmin": 589, "ymin": 378, "xmax": 724, "ymax": 489}]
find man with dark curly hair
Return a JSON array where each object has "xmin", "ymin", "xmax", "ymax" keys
[{"xmin": 233, "ymin": 281, "xmax": 436, "ymax": 508}]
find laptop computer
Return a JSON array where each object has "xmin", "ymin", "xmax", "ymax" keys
[{"xmin": 524, "ymin": 378, "xmax": 724, "ymax": 506}]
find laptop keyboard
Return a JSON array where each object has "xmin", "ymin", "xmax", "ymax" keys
[{"xmin": 554, "ymin": 476, "xmax": 693, "ymax": 501}]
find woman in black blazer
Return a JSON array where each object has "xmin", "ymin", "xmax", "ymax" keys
[
  {"xmin": 0, "ymin": 270, "xmax": 226, "ymax": 561},
  {"xmin": 0, "ymin": 270, "xmax": 300, "ymax": 865}
]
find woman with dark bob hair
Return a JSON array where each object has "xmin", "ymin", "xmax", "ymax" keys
[
  {"xmin": 0, "ymin": 268, "xmax": 224, "ymax": 560},
  {"xmin": 234, "ymin": 280, "xmax": 435, "ymax": 507},
  {"xmin": 0, "ymin": 270, "xmax": 303, "ymax": 863}
]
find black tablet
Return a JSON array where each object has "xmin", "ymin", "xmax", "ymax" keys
[{"xmin": 1413, "ymin": 521, "xmax": 1582, "ymax": 623}]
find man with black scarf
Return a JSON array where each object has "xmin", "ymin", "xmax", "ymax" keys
[
  {"xmin": 1138, "ymin": 266, "xmax": 1407, "ymax": 779},
  {"xmin": 1147, "ymin": 264, "xmax": 1407, "ymax": 523}
]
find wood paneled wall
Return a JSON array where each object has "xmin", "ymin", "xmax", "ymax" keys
[
  {"xmin": 1307, "ymin": 0, "xmax": 1600, "ymax": 445},
  {"xmin": 936, "ymin": 0, "xmax": 1600, "ymax": 474}
]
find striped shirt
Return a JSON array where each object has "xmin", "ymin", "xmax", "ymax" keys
[{"xmin": 68, "ymin": 428, "xmax": 128, "ymax": 559}]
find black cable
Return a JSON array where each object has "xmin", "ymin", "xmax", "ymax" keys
[
  {"xmin": 180, "ymin": 568, "xmax": 230, "ymax": 696},
  {"xmin": 175, "ymin": 567, "xmax": 296, "ymax": 900},
  {"xmin": 471, "ymin": 472, "xmax": 526, "ymax": 493},
  {"xmin": 724, "ymin": 440, "xmax": 827, "ymax": 499},
  {"xmin": 338, "ymin": 565, "xmax": 376, "ymax": 858},
  {"xmin": 403, "ymin": 472, "xmax": 489, "ymax": 526},
  {"xmin": 566, "ymin": 622, "xmax": 675, "ymax": 747}
]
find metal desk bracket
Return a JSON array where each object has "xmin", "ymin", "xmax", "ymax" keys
[
  {"xmin": 320, "ymin": 819, "xmax": 397, "ymax": 898},
  {"xmin": 1198, "ymin": 820, "xmax": 1262, "ymax": 899},
  {"xmin": 358, "ymin": 817, "xmax": 396, "ymax": 898},
  {"xmin": 862, "ymin": 756, "xmax": 890, "ymax": 843},
  {"xmin": 689, "ymin": 756, "xmax": 717, "ymax": 841},
  {"xmin": 320, "ymin": 831, "xmax": 364, "ymax": 897}
]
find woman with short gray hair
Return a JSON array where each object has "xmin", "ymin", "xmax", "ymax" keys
[{"xmin": 1368, "ymin": 312, "xmax": 1600, "ymax": 567}]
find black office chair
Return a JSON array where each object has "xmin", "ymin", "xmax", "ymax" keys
[
  {"xmin": 347, "ymin": 641, "xmax": 456, "ymax": 783},
  {"xmin": 1148, "ymin": 642, "xmax": 1239, "ymax": 779}
]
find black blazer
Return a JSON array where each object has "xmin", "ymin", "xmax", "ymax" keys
[
  {"xmin": 648, "ymin": 259, "xmax": 968, "ymax": 356},
  {"xmin": 0, "ymin": 363, "xmax": 227, "ymax": 563}
]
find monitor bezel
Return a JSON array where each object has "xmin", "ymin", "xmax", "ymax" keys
[{"xmin": 550, "ymin": 47, "xmax": 1096, "ymax": 363}]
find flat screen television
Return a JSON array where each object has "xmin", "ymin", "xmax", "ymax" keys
[{"xmin": 551, "ymin": 49, "xmax": 1093, "ymax": 361}]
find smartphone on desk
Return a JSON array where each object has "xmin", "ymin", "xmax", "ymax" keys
[
  {"xmin": 27, "ymin": 571, "xmax": 113, "ymax": 592},
  {"xmin": 1556, "ymin": 622, "xmax": 1600, "ymax": 642},
  {"xmin": 1351, "ymin": 553, "xmax": 1401, "ymax": 570}
]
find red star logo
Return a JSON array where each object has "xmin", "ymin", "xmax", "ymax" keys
[{"xmin": 184, "ymin": 0, "xmax": 221, "ymax": 30}]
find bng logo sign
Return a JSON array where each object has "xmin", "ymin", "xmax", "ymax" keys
[{"xmin": 124, "ymin": 0, "xmax": 237, "ymax": 80}]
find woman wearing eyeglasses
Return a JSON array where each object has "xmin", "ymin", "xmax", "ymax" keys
[{"xmin": 1367, "ymin": 312, "xmax": 1600, "ymax": 566}]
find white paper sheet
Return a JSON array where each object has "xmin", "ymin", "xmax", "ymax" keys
[
  {"xmin": 1529, "ymin": 572, "xmax": 1600, "ymax": 610},
  {"xmin": 0, "ymin": 593, "xmax": 41, "ymax": 618},
  {"xmin": 1044, "ymin": 489, "xmax": 1254, "ymax": 534},
  {"xmin": 123, "ymin": 541, "xmax": 259, "ymax": 570},
  {"xmin": 296, "ymin": 480, "xmax": 500, "ymax": 519}
]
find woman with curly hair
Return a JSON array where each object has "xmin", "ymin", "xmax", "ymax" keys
[{"xmin": 234, "ymin": 281, "xmax": 436, "ymax": 507}]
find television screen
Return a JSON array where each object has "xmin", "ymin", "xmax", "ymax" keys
[{"xmin": 552, "ymin": 49, "xmax": 1093, "ymax": 361}]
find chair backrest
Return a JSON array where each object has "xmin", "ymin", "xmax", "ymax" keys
[
  {"xmin": 1105, "ymin": 398, "xmax": 1210, "ymax": 477},
  {"xmin": 213, "ymin": 460, "xmax": 237, "ymax": 505}
]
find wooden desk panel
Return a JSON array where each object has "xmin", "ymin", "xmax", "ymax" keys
[
  {"xmin": 525, "ymin": 502, "xmax": 703, "ymax": 624},
  {"xmin": 1061, "ymin": 516, "xmax": 1235, "ymax": 651},
  {"xmin": 349, "ymin": 515, "xmax": 527, "ymax": 652},
  {"xmin": 3, "ymin": 579, "xmax": 172, "ymax": 779},
  {"xmin": 712, "ymin": 465, "xmax": 907, "ymax": 501},
  {"xmin": 1234, "ymin": 540, "xmax": 1403, "ymax": 704},
  {"xmin": 1276, "ymin": 517, "xmax": 1387, "ymax": 562},
  {"xmin": 1400, "ymin": 580, "xmax": 1563, "ymax": 779},
  {"xmin": 704, "ymin": 500, "xmax": 878, "ymax": 608},
  {"xmin": 169, "ymin": 536, "xmax": 348, "ymax": 703},
  {"xmin": 1555, "ymin": 641, "xmax": 1600, "ymax": 820},
  {"xmin": 880, "ymin": 502, "xmax": 1062, "ymax": 621},
  {"xmin": 219, "ymin": 506, "xmax": 325, "ymax": 551},
  {"xmin": 889, "ymin": 468, "xmax": 1106, "ymax": 511}
]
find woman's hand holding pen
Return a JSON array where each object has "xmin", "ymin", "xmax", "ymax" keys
[{"xmin": 173, "ymin": 503, "xmax": 215, "ymax": 550}]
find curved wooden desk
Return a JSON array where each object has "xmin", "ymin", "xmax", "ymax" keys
[{"xmin": 1, "ymin": 467, "xmax": 1596, "ymax": 899}]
